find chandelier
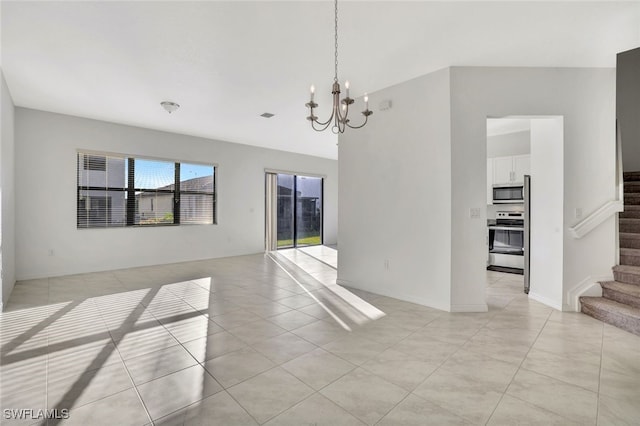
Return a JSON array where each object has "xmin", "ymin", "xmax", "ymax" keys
[{"xmin": 306, "ymin": 0, "xmax": 372, "ymax": 134}]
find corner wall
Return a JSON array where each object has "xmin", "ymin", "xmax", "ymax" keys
[
  {"xmin": 337, "ymin": 68, "xmax": 453, "ymax": 311},
  {"xmin": 1, "ymin": 71, "xmax": 16, "ymax": 307},
  {"xmin": 450, "ymin": 67, "xmax": 616, "ymax": 310},
  {"xmin": 15, "ymin": 108, "xmax": 338, "ymax": 280},
  {"xmin": 339, "ymin": 66, "xmax": 615, "ymax": 313}
]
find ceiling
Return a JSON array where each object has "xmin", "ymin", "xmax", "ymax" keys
[{"xmin": 2, "ymin": 1, "xmax": 639, "ymax": 160}]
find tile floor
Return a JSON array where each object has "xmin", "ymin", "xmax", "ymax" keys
[{"xmin": 1, "ymin": 246, "xmax": 639, "ymax": 425}]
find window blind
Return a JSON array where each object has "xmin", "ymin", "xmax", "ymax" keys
[{"xmin": 77, "ymin": 152, "xmax": 216, "ymax": 228}]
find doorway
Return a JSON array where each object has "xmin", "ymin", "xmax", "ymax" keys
[
  {"xmin": 266, "ymin": 172, "xmax": 323, "ymax": 250},
  {"xmin": 485, "ymin": 116, "xmax": 564, "ymax": 307}
]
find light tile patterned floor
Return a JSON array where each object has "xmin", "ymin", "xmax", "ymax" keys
[{"xmin": 1, "ymin": 247, "xmax": 639, "ymax": 425}]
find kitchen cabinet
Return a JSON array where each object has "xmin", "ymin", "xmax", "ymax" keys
[
  {"xmin": 493, "ymin": 157, "xmax": 514, "ymax": 185},
  {"xmin": 512, "ymin": 155, "xmax": 531, "ymax": 184},
  {"xmin": 492, "ymin": 155, "xmax": 530, "ymax": 185}
]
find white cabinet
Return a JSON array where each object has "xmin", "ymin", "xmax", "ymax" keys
[
  {"xmin": 491, "ymin": 155, "xmax": 530, "ymax": 185},
  {"xmin": 492, "ymin": 157, "xmax": 514, "ymax": 185},
  {"xmin": 513, "ymin": 155, "xmax": 531, "ymax": 184}
]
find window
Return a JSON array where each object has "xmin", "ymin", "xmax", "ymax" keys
[{"xmin": 77, "ymin": 152, "xmax": 216, "ymax": 228}]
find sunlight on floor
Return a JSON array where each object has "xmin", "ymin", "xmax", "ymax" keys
[{"xmin": 1, "ymin": 251, "xmax": 639, "ymax": 425}]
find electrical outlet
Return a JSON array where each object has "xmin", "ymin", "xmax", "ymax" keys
[
  {"xmin": 469, "ymin": 208, "xmax": 481, "ymax": 219},
  {"xmin": 575, "ymin": 208, "xmax": 583, "ymax": 219},
  {"xmin": 384, "ymin": 259, "xmax": 390, "ymax": 270}
]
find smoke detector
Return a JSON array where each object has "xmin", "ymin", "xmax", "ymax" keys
[{"xmin": 160, "ymin": 101, "xmax": 180, "ymax": 114}]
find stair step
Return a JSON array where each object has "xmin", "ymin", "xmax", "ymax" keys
[
  {"xmin": 619, "ymin": 218, "xmax": 640, "ymax": 233},
  {"xmin": 619, "ymin": 233, "xmax": 640, "ymax": 249},
  {"xmin": 580, "ymin": 297, "xmax": 640, "ymax": 336},
  {"xmin": 624, "ymin": 193, "xmax": 640, "ymax": 205},
  {"xmin": 600, "ymin": 281, "xmax": 640, "ymax": 309},
  {"xmin": 620, "ymin": 248, "xmax": 640, "ymax": 267},
  {"xmin": 624, "ymin": 181, "xmax": 640, "ymax": 193},
  {"xmin": 623, "ymin": 171, "xmax": 640, "ymax": 182},
  {"xmin": 620, "ymin": 206, "xmax": 640, "ymax": 218},
  {"xmin": 613, "ymin": 265, "xmax": 640, "ymax": 285}
]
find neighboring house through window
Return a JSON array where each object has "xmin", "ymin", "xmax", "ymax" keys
[{"xmin": 77, "ymin": 151, "xmax": 216, "ymax": 228}]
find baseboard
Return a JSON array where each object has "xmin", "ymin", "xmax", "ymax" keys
[
  {"xmin": 335, "ymin": 278, "xmax": 349, "ymax": 287},
  {"xmin": 528, "ymin": 291, "xmax": 563, "ymax": 311},
  {"xmin": 565, "ymin": 275, "xmax": 609, "ymax": 312},
  {"xmin": 336, "ymin": 278, "xmax": 489, "ymax": 312}
]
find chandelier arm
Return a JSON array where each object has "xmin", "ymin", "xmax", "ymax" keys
[
  {"xmin": 311, "ymin": 119, "xmax": 334, "ymax": 132},
  {"xmin": 313, "ymin": 108, "xmax": 335, "ymax": 127},
  {"xmin": 311, "ymin": 110, "xmax": 335, "ymax": 131},
  {"xmin": 345, "ymin": 115, "xmax": 370, "ymax": 129}
]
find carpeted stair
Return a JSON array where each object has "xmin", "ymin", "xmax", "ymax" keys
[{"xmin": 580, "ymin": 171, "xmax": 640, "ymax": 336}]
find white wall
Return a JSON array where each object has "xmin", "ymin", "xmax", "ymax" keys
[
  {"xmin": 337, "ymin": 68, "xmax": 453, "ymax": 311},
  {"xmin": 450, "ymin": 67, "xmax": 616, "ymax": 310},
  {"xmin": 15, "ymin": 108, "xmax": 338, "ymax": 280},
  {"xmin": 1, "ymin": 71, "xmax": 16, "ymax": 307},
  {"xmin": 487, "ymin": 130, "xmax": 530, "ymax": 158},
  {"xmin": 339, "ymin": 66, "xmax": 614, "ymax": 312},
  {"xmin": 529, "ymin": 118, "xmax": 564, "ymax": 309}
]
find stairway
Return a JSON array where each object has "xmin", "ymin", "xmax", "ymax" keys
[{"xmin": 580, "ymin": 171, "xmax": 640, "ymax": 336}]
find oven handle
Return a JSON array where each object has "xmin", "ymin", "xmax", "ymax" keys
[{"xmin": 488, "ymin": 226, "xmax": 524, "ymax": 231}]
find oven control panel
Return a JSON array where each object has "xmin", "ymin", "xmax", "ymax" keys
[{"xmin": 496, "ymin": 211, "xmax": 524, "ymax": 220}]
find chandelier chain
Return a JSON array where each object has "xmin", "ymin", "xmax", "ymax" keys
[{"xmin": 334, "ymin": 0, "xmax": 339, "ymax": 82}]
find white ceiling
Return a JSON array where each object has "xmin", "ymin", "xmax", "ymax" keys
[{"xmin": 2, "ymin": 1, "xmax": 639, "ymax": 159}]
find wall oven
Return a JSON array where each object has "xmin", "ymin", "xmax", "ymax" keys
[
  {"xmin": 493, "ymin": 184, "xmax": 524, "ymax": 204},
  {"xmin": 488, "ymin": 211, "xmax": 524, "ymax": 271}
]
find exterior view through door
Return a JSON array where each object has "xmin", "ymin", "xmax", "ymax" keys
[{"xmin": 265, "ymin": 172, "xmax": 323, "ymax": 250}]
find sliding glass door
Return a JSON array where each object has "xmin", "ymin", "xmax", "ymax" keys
[
  {"xmin": 276, "ymin": 174, "xmax": 295, "ymax": 248},
  {"xmin": 295, "ymin": 175, "xmax": 322, "ymax": 247},
  {"xmin": 266, "ymin": 172, "xmax": 323, "ymax": 249}
]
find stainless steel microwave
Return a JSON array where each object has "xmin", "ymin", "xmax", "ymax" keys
[{"xmin": 492, "ymin": 184, "xmax": 524, "ymax": 204}]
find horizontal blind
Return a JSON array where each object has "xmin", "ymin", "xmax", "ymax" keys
[
  {"xmin": 77, "ymin": 153, "xmax": 128, "ymax": 228},
  {"xmin": 180, "ymin": 163, "xmax": 215, "ymax": 225},
  {"xmin": 77, "ymin": 152, "xmax": 216, "ymax": 228}
]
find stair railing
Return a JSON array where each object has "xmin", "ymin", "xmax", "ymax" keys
[{"xmin": 569, "ymin": 120, "xmax": 624, "ymax": 239}]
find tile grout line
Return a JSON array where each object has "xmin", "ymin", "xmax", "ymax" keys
[
  {"xmin": 482, "ymin": 308, "xmax": 554, "ymax": 425},
  {"xmin": 92, "ymin": 295, "xmax": 155, "ymax": 426},
  {"xmin": 11, "ymin": 258, "xmax": 623, "ymax": 426},
  {"xmin": 595, "ymin": 321, "xmax": 605, "ymax": 425},
  {"xmin": 370, "ymin": 321, "xmax": 489, "ymax": 425}
]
